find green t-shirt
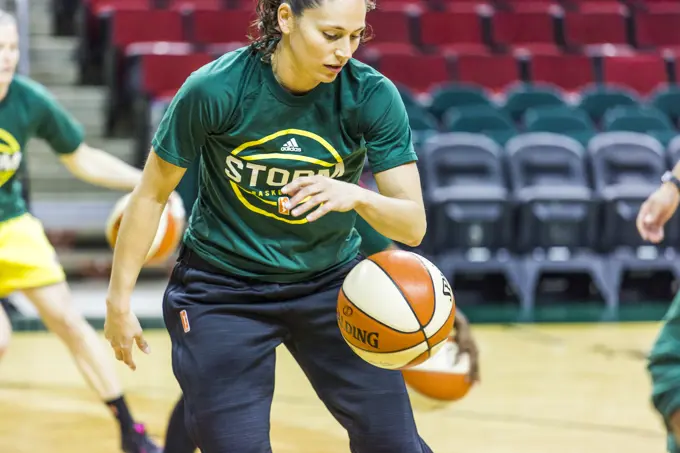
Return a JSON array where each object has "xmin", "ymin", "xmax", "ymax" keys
[
  {"xmin": 0, "ymin": 75, "xmax": 84, "ymax": 223},
  {"xmin": 152, "ymin": 46, "xmax": 416, "ymax": 282}
]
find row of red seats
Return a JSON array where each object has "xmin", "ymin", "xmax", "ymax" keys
[
  {"xmin": 126, "ymin": 46, "xmax": 671, "ymax": 104},
  {"xmin": 82, "ymin": 0, "xmax": 680, "ymax": 12},
  {"xmin": 83, "ymin": 4, "xmax": 680, "ymax": 63},
  {"xmin": 360, "ymin": 3, "xmax": 679, "ymax": 55},
  {"xmin": 105, "ymin": 9, "xmax": 254, "ymax": 47},
  {"xmin": 77, "ymin": 7, "xmax": 253, "ymax": 85},
  {"xmin": 364, "ymin": 49, "xmax": 673, "ymax": 93}
]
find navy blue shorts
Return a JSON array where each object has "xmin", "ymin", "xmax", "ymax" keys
[{"xmin": 163, "ymin": 245, "xmax": 433, "ymax": 453}]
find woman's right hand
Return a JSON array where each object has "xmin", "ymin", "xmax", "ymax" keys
[
  {"xmin": 637, "ymin": 183, "xmax": 680, "ymax": 243},
  {"xmin": 102, "ymin": 150, "xmax": 185, "ymax": 371},
  {"xmin": 104, "ymin": 302, "xmax": 149, "ymax": 371}
]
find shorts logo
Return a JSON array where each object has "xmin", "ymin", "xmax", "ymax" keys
[{"xmin": 180, "ymin": 310, "xmax": 190, "ymax": 333}]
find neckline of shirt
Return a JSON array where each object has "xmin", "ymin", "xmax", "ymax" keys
[{"xmin": 262, "ymin": 59, "xmax": 328, "ymax": 107}]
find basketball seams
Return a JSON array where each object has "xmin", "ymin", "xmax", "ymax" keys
[
  {"xmin": 368, "ymin": 256, "xmax": 434, "ymax": 361},
  {"xmin": 412, "ymin": 254, "xmax": 438, "ymax": 328},
  {"xmin": 369, "ymin": 254, "xmax": 436, "ymax": 327},
  {"xmin": 339, "ymin": 287, "xmax": 421, "ymax": 336},
  {"xmin": 368, "ymin": 257, "xmax": 430, "ymax": 336},
  {"xmin": 345, "ymin": 334, "xmax": 428, "ymax": 354},
  {"xmin": 404, "ymin": 349, "xmax": 430, "ymax": 368},
  {"xmin": 342, "ymin": 260, "xmax": 421, "ymax": 332},
  {"xmin": 347, "ymin": 342, "xmax": 430, "ymax": 370},
  {"xmin": 426, "ymin": 307, "xmax": 456, "ymax": 350}
]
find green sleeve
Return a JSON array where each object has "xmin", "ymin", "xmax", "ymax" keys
[
  {"xmin": 34, "ymin": 86, "xmax": 84, "ymax": 155},
  {"xmin": 361, "ymin": 78, "xmax": 417, "ymax": 174},
  {"xmin": 151, "ymin": 73, "xmax": 232, "ymax": 168},
  {"xmin": 355, "ymin": 215, "xmax": 394, "ymax": 256}
]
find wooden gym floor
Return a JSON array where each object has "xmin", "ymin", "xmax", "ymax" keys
[{"xmin": 0, "ymin": 322, "xmax": 668, "ymax": 453}]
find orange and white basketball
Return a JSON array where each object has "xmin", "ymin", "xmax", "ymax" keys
[
  {"xmin": 337, "ymin": 250, "xmax": 456, "ymax": 370},
  {"xmin": 402, "ymin": 338, "xmax": 473, "ymax": 401},
  {"xmin": 105, "ymin": 192, "xmax": 186, "ymax": 264}
]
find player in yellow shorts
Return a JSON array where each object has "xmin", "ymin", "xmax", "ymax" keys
[
  {"xmin": 0, "ymin": 11, "xmax": 161, "ymax": 453},
  {"xmin": 0, "ymin": 214, "xmax": 67, "ymax": 295}
]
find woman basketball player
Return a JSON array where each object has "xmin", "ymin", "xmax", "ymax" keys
[
  {"xmin": 102, "ymin": 0, "xmax": 450, "ymax": 450},
  {"xmin": 0, "ymin": 11, "xmax": 161, "ymax": 453},
  {"xmin": 161, "ymin": 161, "xmax": 481, "ymax": 452}
]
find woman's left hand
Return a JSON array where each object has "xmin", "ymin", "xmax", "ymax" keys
[
  {"xmin": 282, "ymin": 176, "xmax": 363, "ymax": 222},
  {"xmin": 453, "ymin": 315, "xmax": 480, "ymax": 384}
]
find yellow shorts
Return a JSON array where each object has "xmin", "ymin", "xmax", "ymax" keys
[{"xmin": 0, "ymin": 213, "xmax": 66, "ymax": 297}]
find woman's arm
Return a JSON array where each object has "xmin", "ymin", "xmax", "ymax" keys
[
  {"xmin": 354, "ymin": 162, "xmax": 426, "ymax": 247},
  {"xmin": 60, "ymin": 143, "xmax": 143, "ymax": 191},
  {"xmin": 106, "ymin": 149, "xmax": 186, "ymax": 314},
  {"xmin": 282, "ymin": 162, "xmax": 426, "ymax": 247}
]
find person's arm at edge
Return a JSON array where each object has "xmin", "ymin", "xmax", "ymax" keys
[
  {"xmin": 60, "ymin": 143, "xmax": 143, "ymax": 191},
  {"xmin": 105, "ymin": 149, "xmax": 186, "ymax": 315}
]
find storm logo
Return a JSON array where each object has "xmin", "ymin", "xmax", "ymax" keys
[
  {"xmin": 225, "ymin": 129, "xmax": 345, "ymax": 224},
  {"xmin": 0, "ymin": 129, "xmax": 21, "ymax": 187}
]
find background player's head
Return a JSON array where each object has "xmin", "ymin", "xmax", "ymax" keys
[
  {"xmin": 251, "ymin": 0, "xmax": 375, "ymax": 88},
  {"xmin": 0, "ymin": 10, "xmax": 18, "ymax": 85}
]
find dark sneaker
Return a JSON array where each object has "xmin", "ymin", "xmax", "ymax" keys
[{"xmin": 122, "ymin": 423, "xmax": 163, "ymax": 453}]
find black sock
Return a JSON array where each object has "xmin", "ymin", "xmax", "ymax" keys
[
  {"xmin": 105, "ymin": 395, "xmax": 136, "ymax": 433},
  {"xmin": 164, "ymin": 397, "xmax": 197, "ymax": 453}
]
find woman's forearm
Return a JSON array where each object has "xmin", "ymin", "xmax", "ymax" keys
[
  {"xmin": 106, "ymin": 191, "xmax": 167, "ymax": 313},
  {"xmin": 354, "ymin": 188, "xmax": 426, "ymax": 247},
  {"xmin": 62, "ymin": 145, "xmax": 143, "ymax": 191}
]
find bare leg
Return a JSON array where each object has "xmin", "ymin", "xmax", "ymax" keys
[
  {"xmin": 21, "ymin": 282, "xmax": 161, "ymax": 453},
  {"xmin": 22, "ymin": 282, "xmax": 122, "ymax": 399}
]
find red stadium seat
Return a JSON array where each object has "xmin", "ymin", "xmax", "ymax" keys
[
  {"xmin": 86, "ymin": 0, "xmax": 152, "ymax": 12},
  {"xmin": 559, "ymin": 0, "xmax": 621, "ymax": 8},
  {"xmin": 377, "ymin": 52, "xmax": 452, "ymax": 93},
  {"xmin": 635, "ymin": 11, "xmax": 680, "ymax": 52},
  {"xmin": 133, "ymin": 52, "xmax": 215, "ymax": 98},
  {"xmin": 190, "ymin": 9, "xmax": 255, "ymax": 45},
  {"xmin": 529, "ymin": 53, "xmax": 594, "ymax": 92},
  {"xmin": 103, "ymin": 10, "xmax": 186, "ymax": 135},
  {"xmin": 634, "ymin": 0, "xmax": 680, "ymax": 13},
  {"xmin": 365, "ymin": 10, "xmax": 418, "ymax": 53},
  {"xmin": 108, "ymin": 9, "xmax": 185, "ymax": 49},
  {"xmin": 601, "ymin": 54, "xmax": 669, "ymax": 95},
  {"xmin": 455, "ymin": 54, "xmax": 520, "ymax": 91},
  {"xmin": 564, "ymin": 3, "xmax": 629, "ymax": 47},
  {"xmin": 77, "ymin": 0, "xmax": 154, "ymax": 84},
  {"xmin": 377, "ymin": 0, "xmax": 426, "ymax": 12},
  {"xmin": 419, "ymin": 9, "xmax": 488, "ymax": 54},
  {"xmin": 168, "ymin": 0, "xmax": 226, "ymax": 10},
  {"xmin": 491, "ymin": 3, "xmax": 561, "ymax": 53}
]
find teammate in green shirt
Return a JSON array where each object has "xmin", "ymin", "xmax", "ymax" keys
[
  {"xmin": 103, "ymin": 0, "xmax": 444, "ymax": 449},
  {"xmin": 638, "ymin": 164, "xmax": 680, "ymax": 453},
  {"xmin": 0, "ymin": 11, "xmax": 161, "ymax": 453}
]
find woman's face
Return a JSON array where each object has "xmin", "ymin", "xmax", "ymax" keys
[
  {"xmin": 280, "ymin": 0, "xmax": 367, "ymax": 85},
  {"xmin": 0, "ymin": 22, "xmax": 19, "ymax": 84}
]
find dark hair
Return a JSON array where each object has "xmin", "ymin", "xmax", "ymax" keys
[{"xmin": 249, "ymin": 0, "xmax": 376, "ymax": 63}]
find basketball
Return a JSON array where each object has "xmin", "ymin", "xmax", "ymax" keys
[
  {"xmin": 402, "ymin": 338, "xmax": 473, "ymax": 401},
  {"xmin": 337, "ymin": 250, "xmax": 456, "ymax": 370},
  {"xmin": 105, "ymin": 192, "xmax": 186, "ymax": 264}
]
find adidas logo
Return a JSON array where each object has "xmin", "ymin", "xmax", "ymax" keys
[{"xmin": 281, "ymin": 138, "xmax": 302, "ymax": 152}]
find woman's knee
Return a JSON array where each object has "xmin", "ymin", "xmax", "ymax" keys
[{"xmin": 22, "ymin": 283, "xmax": 89, "ymax": 341}]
